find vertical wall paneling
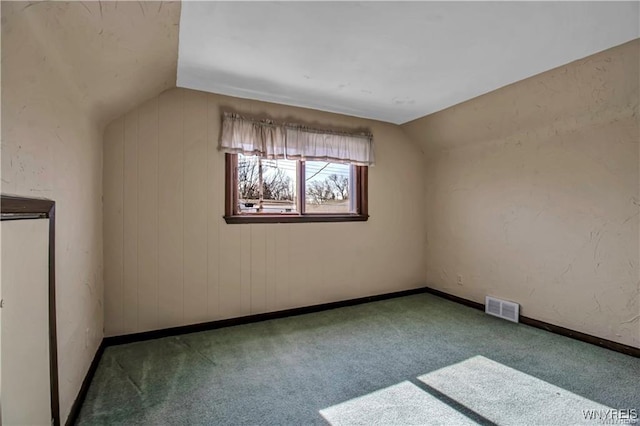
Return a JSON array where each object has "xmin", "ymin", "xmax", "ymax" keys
[
  {"xmin": 305, "ymin": 225, "xmax": 326, "ymax": 303},
  {"xmin": 157, "ymin": 89, "xmax": 185, "ymax": 328},
  {"xmin": 206, "ymin": 95, "xmax": 221, "ymax": 319},
  {"xmin": 103, "ymin": 88, "xmax": 427, "ymax": 336},
  {"xmin": 265, "ymin": 225, "xmax": 277, "ymax": 312},
  {"xmin": 183, "ymin": 90, "xmax": 209, "ymax": 324},
  {"xmin": 240, "ymin": 225, "xmax": 252, "ymax": 315},
  {"xmin": 274, "ymin": 225, "xmax": 290, "ymax": 311},
  {"xmin": 103, "ymin": 118, "xmax": 125, "ymax": 336},
  {"xmin": 287, "ymin": 225, "xmax": 306, "ymax": 309},
  {"xmin": 250, "ymin": 224, "xmax": 267, "ymax": 314},
  {"xmin": 123, "ymin": 111, "xmax": 139, "ymax": 333},
  {"xmin": 218, "ymin": 222, "xmax": 242, "ymax": 319},
  {"xmin": 137, "ymin": 98, "xmax": 160, "ymax": 331}
]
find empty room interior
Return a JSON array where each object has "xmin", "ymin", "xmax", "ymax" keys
[{"xmin": 1, "ymin": 1, "xmax": 639, "ymax": 425}]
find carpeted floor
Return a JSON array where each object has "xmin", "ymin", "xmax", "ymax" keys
[{"xmin": 76, "ymin": 293, "xmax": 640, "ymax": 425}]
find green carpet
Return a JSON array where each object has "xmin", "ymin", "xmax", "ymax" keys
[{"xmin": 76, "ymin": 293, "xmax": 640, "ymax": 425}]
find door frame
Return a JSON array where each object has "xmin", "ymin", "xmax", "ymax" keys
[{"xmin": 1, "ymin": 195, "xmax": 59, "ymax": 426}]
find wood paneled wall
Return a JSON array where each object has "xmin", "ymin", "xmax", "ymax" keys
[{"xmin": 103, "ymin": 88, "xmax": 426, "ymax": 336}]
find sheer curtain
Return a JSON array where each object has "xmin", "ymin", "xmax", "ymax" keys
[{"xmin": 219, "ymin": 112, "xmax": 374, "ymax": 166}]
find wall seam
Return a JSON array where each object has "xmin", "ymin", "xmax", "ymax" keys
[
  {"xmin": 136, "ymin": 108, "xmax": 140, "ymax": 332},
  {"xmin": 121, "ymin": 118, "xmax": 125, "ymax": 334},
  {"xmin": 182, "ymin": 90, "xmax": 185, "ymax": 324},
  {"xmin": 206, "ymin": 94, "xmax": 212, "ymax": 319},
  {"xmin": 156, "ymin": 95, "xmax": 160, "ymax": 330}
]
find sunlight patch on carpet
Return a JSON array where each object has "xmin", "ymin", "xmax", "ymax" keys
[
  {"xmin": 418, "ymin": 355, "xmax": 613, "ymax": 425},
  {"xmin": 319, "ymin": 381, "xmax": 478, "ymax": 425}
]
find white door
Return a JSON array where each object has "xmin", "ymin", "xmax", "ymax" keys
[{"xmin": 1, "ymin": 219, "xmax": 52, "ymax": 426}]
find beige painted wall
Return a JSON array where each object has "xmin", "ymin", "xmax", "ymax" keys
[
  {"xmin": 403, "ymin": 40, "xmax": 640, "ymax": 348},
  {"xmin": 103, "ymin": 88, "xmax": 426, "ymax": 336},
  {"xmin": 1, "ymin": 1, "xmax": 180, "ymax": 422},
  {"xmin": 1, "ymin": 4, "xmax": 103, "ymax": 421}
]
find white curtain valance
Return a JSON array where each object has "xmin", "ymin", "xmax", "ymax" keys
[{"xmin": 219, "ymin": 113, "xmax": 374, "ymax": 166}]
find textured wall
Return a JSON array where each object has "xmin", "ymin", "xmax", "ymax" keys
[
  {"xmin": 403, "ymin": 40, "xmax": 640, "ymax": 347},
  {"xmin": 1, "ymin": 3, "xmax": 103, "ymax": 420},
  {"xmin": 1, "ymin": 2, "xmax": 180, "ymax": 422},
  {"xmin": 102, "ymin": 88, "xmax": 426, "ymax": 336}
]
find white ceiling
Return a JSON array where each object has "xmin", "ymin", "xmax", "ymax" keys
[{"xmin": 177, "ymin": 2, "xmax": 639, "ymax": 125}]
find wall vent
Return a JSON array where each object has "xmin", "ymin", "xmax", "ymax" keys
[{"xmin": 485, "ymin": 296, "xmax": 520, "ymax": 323}]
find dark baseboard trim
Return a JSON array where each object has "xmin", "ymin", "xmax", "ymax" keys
[
  {"xmin": 65, "ymin": 340, "xmax": 106, "ymax": 426},
  {"xmin": 67, "ymin": 287, "xmax": 427, "ymax": 424},
  {"xmin": 104, "ymin": 286, "xmax": 429, "ymax": 346},
  {"xmin": 423, "ymin": 286, "xmax": 485, "ymax": 311},
  {"xmin": 423, "ymin": 286, "xmax": 640, "ymax": 358},
  {"xmin": 518, "ymin": 316, "xmax": 640, "ymax": 358},
  {"xmin": 66, "ymin": 285, "xmax": 638, "ymax": 425}
]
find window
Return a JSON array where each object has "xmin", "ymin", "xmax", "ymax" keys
[
  {"xmin": 225, "ymin": 153, "xmax": 368, "ymax": 223},
  {"xmin": 237, "ymin": 154, "xmax": 298, "ymax": 214},
  {"xmin": 304, "ymin": 160, "xmax": 352, "ymax": 214},
  {"xmin": 220, "ymin": 112, "xmax": 373, "ymax": 224}
]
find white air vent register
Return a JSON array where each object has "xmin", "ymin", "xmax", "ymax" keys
[{"xmin": 485, "ymin": 296, "xmax": 520, "ymax": 323}]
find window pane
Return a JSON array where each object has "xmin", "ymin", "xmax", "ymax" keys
[
  {"xmin": 238, "ymin": 154, "xmax": 297, "ymax": 214},
  {"xmin": 305, "ymin": 161, "xmax": 352, "ymax": 214}
]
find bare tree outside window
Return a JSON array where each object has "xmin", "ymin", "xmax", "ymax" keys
[
  {"xmin": 225, "ymin": 153, "xmax": 368, "ymax": 223},
  {"xmin": 305, "ymin": 161, "xmax": 351, "ymax": 213},
  {"xmin": 306, "ymin": 174, "xmax": 349, "ymax": 204},
  {"xmin": 238, "ymin": 155, "xmax": 297, "ymax": 213},
  {"xmin": 236, "ymin": 155, "xmax": 354, "ymax": 215}
]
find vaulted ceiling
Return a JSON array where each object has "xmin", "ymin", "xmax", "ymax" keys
[
  {"xmin": 7, "ymin": 1, "xmax": 638, "ymax": 129},
  {"xmin": 2, "ymin": 1, "xmax": 181, "ymax": 129},
  {"xmin": 177, "ymin": 1, "xmax": 639, "ymax": 124}
]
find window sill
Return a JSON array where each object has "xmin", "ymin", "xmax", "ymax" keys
[{"xmin": 223, "ymin": 214, "xmax": 369, "ymax": 224}]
